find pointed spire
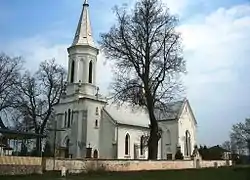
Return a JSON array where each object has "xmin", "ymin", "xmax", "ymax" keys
[{"xmin": 72, "ymin": 0, "xmax": 95, "ymax": 47}]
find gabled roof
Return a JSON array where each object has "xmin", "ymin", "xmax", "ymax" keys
[
  {"xmin": 155, "ymin": 99, "xmax": 197, "ymax": 125},
  {"xmin": 154, "ymin": 100, "xmax": 185, "ymax": 120},
  {"xmin": 103, "ymin": 98, "xmax": 197, "ymax": 127},
  {"xmin": 208, "ymin": 145, "xmax": 230, "ymax": 153}
]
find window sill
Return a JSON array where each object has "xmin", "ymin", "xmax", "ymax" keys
[{"xmin": 124, "ymin": 155, "xmax": 131, "ymax": 158}]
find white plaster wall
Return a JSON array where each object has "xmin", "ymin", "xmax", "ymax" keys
[
  {"xmin": 84, "ymin": 99, "xmax": 106, "ymax": 157},
  {"xmin": 158, "ymin": 121, "xmax": 178, "ymax": 160},
  {"xmin": 117, "ymin": 126, "xmax": 149, "ymax": 159},
  {"xmin": 54, "ymin": 96, "xmax": 82, "ymax": 157},
  {"xmin": 178, "ymin": 103, "xmax": 197, "ymax": 158},
  {"xmin": 99, "ymin": 110, "xmax": 117, "ymax": 159}
]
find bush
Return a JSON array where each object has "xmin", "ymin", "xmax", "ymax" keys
[{"xmin": 175, "ymin": 147, "xmax": 184, "ymax": 160}]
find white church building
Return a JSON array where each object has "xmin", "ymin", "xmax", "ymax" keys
[{"xmin": 52, "ymin": 0, "xmax": 197, "ymax": 160}]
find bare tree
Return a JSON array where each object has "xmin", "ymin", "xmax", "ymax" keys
[
  {"xmin": 222, "ymin": 140, "xmax": 231, "ymax": 152},
  {"xmin": 230, "ymin": 118, "xmax": 250, "ymax": 155},
  {"xmin": 17, "ymin": 59, "xmax": 66, "ymax": 152},
  {"xmin": 0, "ymin": 53, "xmax": 23, "ymax": 128},
  {"xmin": 100, "ymin": 0, "xmax": 185, "ymax": 159}
]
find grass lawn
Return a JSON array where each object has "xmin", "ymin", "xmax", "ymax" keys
[{"xmin": 1, "ymin": 167, "xmax": 250, "ymax": 180}]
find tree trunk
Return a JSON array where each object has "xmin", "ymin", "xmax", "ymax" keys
[
  {"xmin": 148, "ymin": 126, "xmax": 159, "ymax": 160},
  {"xmin": 147, "ymin": 105, "xmax": 159, "ymax": 160},
  {"xmin": 36, "ymin": 137, "xmax": 41, "ymax": 154}
]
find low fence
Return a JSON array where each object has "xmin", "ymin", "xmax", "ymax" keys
[{"xmin": 45, "ymin": 158, "xmax": 232, "ymax": 174}]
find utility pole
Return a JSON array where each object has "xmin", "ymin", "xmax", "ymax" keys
[{"xmin": 47, "ymin": 120, "xmax": 65, "ymax": 170}]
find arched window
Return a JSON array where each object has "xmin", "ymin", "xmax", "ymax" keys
[
  {"xmin": 95, "ymin": 119, "xmax": 98, "ymax": 127},
  {"xmin": 185, "ymin": 130, "xmax": 191, "ymax": 156},
  {"xmin": 67, "ymin": 109, "xmax": 71, "ymax": 128},
  {"xmin": 88, "ymin": 61, "xmax": 93, "ymax": 83},
  {"xmin": 166, "ymin": 129, "xmax": 171, "ymax": 145},
  {"xmin": 64, "ymin": 111, "xmax": 67, "ymax": 128},
  {"xmin": 95, "ymin": 107, "xmax": 99, "ymax": 115},
  {"xmin": 125, "ymin": 133, "xmax": 130, "ymax": 155},
  {"xmin": 140, "ymin": 136, "xmax": 144, "ymax": 156},
  {"xmin": 70, "ymin": 60, "xmax": 75, "ymax": 83}
]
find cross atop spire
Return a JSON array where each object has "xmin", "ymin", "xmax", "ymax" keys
[
  {"xmin": 72, "ymin": 0, "xmax": 95, "ymax": 47},
  {"xmin": 84, "ymin": 0, "xmax": 88, "ymax": 5}
]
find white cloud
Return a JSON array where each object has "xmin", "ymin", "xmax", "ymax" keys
[
  {"xmin": 162, "ymin": 0, "xmax": 190, "ymax": 15},
  {"xmin": 1, "ymin": 36, "xmax": 69, "ymax": 72},
  {"xmin": 179, "ymin": 4, "xmax": 250, "ymax": 86},
  {"xmin": 177, "ymin": 4, "xmax": 250, "ymax": 144}
]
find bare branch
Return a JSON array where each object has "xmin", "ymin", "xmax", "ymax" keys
[
  {"xmin": 100, "ymin": 0, "xmax": 186, "ymax": 159},
  {"xmin": 0, "ymin": 53, "xmax": 23, "ymax": 126},
  {"xmin": 16, "ymin": 59, "xmax": 66, "ymax": 152}
]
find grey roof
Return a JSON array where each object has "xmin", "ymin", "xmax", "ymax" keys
[
  {"xmin": 0, "ymin": 128, "xmax": 46, "ymax": 139},
  {"xmin": 104, "ymin": 104, "xmax": 150, "ymax": 128},
  {"xmin": 104, "ymin": 99, "xmax": 190, "ymax": 127},
  {"xmin": 154, "ymin": 100, "xmax": 185, "ymax": 121}
]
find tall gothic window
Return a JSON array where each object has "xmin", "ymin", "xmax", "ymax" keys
[
  {"xmin": 125, "ymin": 133, "xmax": 130, "ymax": 155},
  {"xmin": 185, "ymin": 130, "xmax": 191, "ymax": 156},
  {"xmin": 64, "ymin": 111, "xmax": 67, "ymax": 128},
  {"xmin": 67, "ymin": 109, "xmax": 71, "ymax": 128},
  {"xmin": 70, "ymin": 60, "xmax": 75, "ymax": 83},
  {"xmin": 166, "ymin": 129, "xmax": 171, "ymax": 145},
  {"xmin": 140, "ymin": 136, "xmax": 144, "ymax": 156},
  {"xmin": 95, "ymin": 119, "xmax": 98, "ymax": 128},
  {"xmin": 88, "ymin": 61, "xmax": 93, "ymax": 83}
]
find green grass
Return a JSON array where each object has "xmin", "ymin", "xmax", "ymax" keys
[{"xmin": 1, "ymin": 167, "xmax": 250, "ymax": 180}]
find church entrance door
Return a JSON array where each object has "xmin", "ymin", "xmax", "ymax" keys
[
  {"xmin": 65, "ymin": 139, "xmax": 70, "ymax": 158},
  {"xmin": 93, "ymin": 149, "xmax": 98, "ymax": 159}
]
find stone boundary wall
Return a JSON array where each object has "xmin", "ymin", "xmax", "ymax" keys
[
  {"xmin": 0, "ymin": 156, "xmax": 42, "ymax": 165},
  {"xmin": 0, "ymin": 156, "xmax": 43, "ymax": 175},
  {"xmin": 45, "ymin": 158, "xmax": 232, "ymax": 173},
  {"xmin": 0, "ymin": 156, "xmax": 231, "ymax": 175},
  {"xmin": 0, "ymin": 165, "xmax": 42, "ymax": 176}
]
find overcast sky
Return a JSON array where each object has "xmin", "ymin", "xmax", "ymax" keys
[{"xmin": 1, "ymin": 0, "xmax": 250, "ymax": 146}]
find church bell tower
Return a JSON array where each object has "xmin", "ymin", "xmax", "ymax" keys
[
  {"xmin": 54, "ymin": 0, "xmax": 106, "ymax": 159},
  {"xmin": 67, "ymin": 0, "xmax": 99, "ymax": 97}
]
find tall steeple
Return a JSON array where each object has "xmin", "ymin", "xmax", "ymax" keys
[
  {"xmin": 72, "ymin": 0, "xmax": 95, "ymax": 47},
  {"xmin": 67, "ymin": 0, "xmax": 99, "ymax": 97}
]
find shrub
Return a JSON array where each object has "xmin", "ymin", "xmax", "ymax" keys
[{"xmin": 175, "ymin": 147, "xmax": 184, "ymax": 160}]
